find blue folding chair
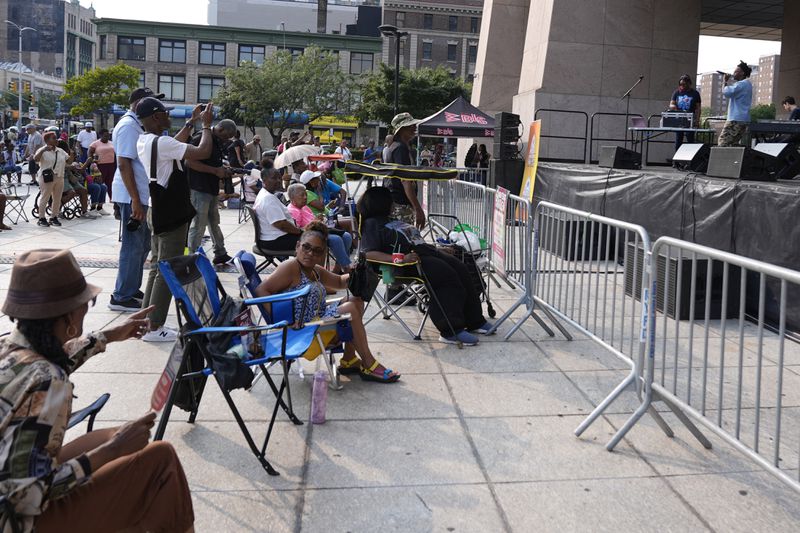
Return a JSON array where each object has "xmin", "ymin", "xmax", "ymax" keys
[
  {"xmin": 154, "ymin": 252, "xmax": 320, "ymax": 476},
  {"xmin": 233, "ymin": 250, "xmax": 351, "ymax": 390}
]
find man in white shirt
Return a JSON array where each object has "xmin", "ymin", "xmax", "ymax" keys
[
  {"xmin": 135, "ymin": 96, "xmax": 214, "ymax": 341},
  {"xmin": 76, "ymin": 122, "xmax": 97, "ymax": 162},
  {"xmin": 23, "ymin": 124, "xmax": 44, "ymax": 185},
  {"xmin": 334, "ymin": 139, "xmax": 352, "ymax": 160},
  {"xmin": 253, "ymin": 167, "xmax": 302, "ymax": 250}
]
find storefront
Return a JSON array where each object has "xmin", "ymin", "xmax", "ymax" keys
[{"xmin": 310, "ymin": 115, "xmax": 359, "ymax": 146}]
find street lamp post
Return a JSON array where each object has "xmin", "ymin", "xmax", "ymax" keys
[
  {"xmin": 378, "ymin": 24, "xmax": 408, "ymax": 117},
  {"xmin": 280, "ymin": 22, "xmax": 286, "ymax": 50},
  {"xmin": 4, "ymin": 20, "xmax": 37, "ymax": 128}
]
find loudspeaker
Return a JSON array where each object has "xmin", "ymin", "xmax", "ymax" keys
[
  {"xmin": 672, "ymin": 143, "xmax": 711, "ymax": 172},
  {"xmin": 707, "ymin": 146, "xmax": 779, "ymax": 181},
  {"xmin": 754, "ymin": 142, "xmax": 800, "ymax": 180},
  {"xmin": 494, "ymin": 112, "xmax": 522, "ymax": 160},
  {"xmin": 598, "ymin": 146, "xmax": 642, "ymax": 170},
  {"xmin": 492, "ymin": 142, "xmax": 518, "ymax": 160},
  {"xmin": 489, "ymin": 159, "xmax": 524, "ymax": 192}
]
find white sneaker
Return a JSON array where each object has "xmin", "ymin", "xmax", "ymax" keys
[
  {"xmin": 96, "ymin": 208, "xmax": 111, "ymax": 216},
  {"xmin": 142, "ymin": 327, "xmax": 179, "ymax": 342},
  {"xmin": 83, "ymin": 210, "xmax": 100, "ymax": 219}
]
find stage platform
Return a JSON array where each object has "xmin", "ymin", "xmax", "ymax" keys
[{"xmin": 533, "ymin": 162, "xmax": 800, "ymax": 331}]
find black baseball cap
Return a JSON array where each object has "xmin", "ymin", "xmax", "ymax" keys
[
  {"xmin": 129, "ymin": 87, "xmax": 165, "ymax": 104},
  {"xmin": 136, "ymin": 97, "xmax": 173, "ymax": 119}
]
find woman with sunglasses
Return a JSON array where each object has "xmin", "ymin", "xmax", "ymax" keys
[
  {"xmin": 254, "ymin": 221, "xmax": 401, "ymax": 383},
  {"xmin": 0, "ymin": 249, "xmax": 195, "ymax": 532}
]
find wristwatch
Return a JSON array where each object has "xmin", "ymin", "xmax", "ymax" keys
[{"xmin": 184, "ymin": 120, "xmax": 194, "ymax": 129}]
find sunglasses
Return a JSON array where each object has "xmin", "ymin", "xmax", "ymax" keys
[{"xmin": 300, "ymin": 242, "xmax": 326, "ymax": 256}]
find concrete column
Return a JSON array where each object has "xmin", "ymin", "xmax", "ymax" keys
[{"xmin": 777, "ymin": 0, "xmax": 800, "ymax": 115}]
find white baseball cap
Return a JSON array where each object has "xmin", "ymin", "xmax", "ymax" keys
[
  {"xmin": 299, "ymin": 170, "xmax": 322, "ymax": 185},
  {"xmin": 84, "ymin": 121, "xmax": 93, "ymax": 127}
]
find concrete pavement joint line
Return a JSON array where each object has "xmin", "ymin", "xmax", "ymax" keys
[
  {"xmin": 529, "ymin": 341, "xmax": 718, "ymax": 532},
  {"xmin": 293, "ymin": 391, "xmax": 314, "ymax": 533},
  {"xmin": 434, "ymin": 357, "xmax": 513, "ymax": 533}
]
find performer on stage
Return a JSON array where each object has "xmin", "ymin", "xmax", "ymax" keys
[
  {"xmin": 718, "ymin": 61, "xmax": 753, "ymax": 147},
  {"xmin": 781, "ymin": 96, "xmax": 800, "ymax": 120},
  {"xmin": 669, "ymin": 75, "xmax": 702, "ymax": 151}
]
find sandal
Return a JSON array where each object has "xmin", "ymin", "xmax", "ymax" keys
[
  {"xmin": 337, "ymin": 357, "xmax": 362, "ymax": 375},
  {"xmin": 359, "ymin": 360, "xmax": 400, "ymax": 383}
]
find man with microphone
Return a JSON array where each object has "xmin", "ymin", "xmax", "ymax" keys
[{"xmin": 717, "ymin": 61, "xmax": 753, "ymax": 147}]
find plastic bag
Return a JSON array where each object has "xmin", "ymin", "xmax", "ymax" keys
[{"xmin": 449, "ymin": 229, "xmax": 482, "ymax": 255}]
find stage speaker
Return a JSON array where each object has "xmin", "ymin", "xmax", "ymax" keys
[
  {"xmin": 598, "ymin": 146, "xmax": 642, "ymax": 170},
  {"xmin": 707, "ymin": 146, "xmax": 779, "ymax": 181},
  {"xmin": 489, "ymin": 159, "xmax": 524, "ymax": 192},
  {"xmin": 492, "ymin": 142, "xmax": 519, "ymax": 160},
  {"xmin": 672, "ymin": 143, "xmax": 711, "ymax": 172},
  {"xmin": 494, "ymin": 112, "xmax": 522, "ymax": 161},
  {"xmin": 754, "ymin": 142, "xmax": 800, "ymax": 180}
]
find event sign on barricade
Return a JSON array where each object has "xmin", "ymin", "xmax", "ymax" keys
[{"xmin": 492, "ymin": 187, "xmax": 509, "ymax": 277}]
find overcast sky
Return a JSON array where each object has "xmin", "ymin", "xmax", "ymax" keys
[{"xmin": 82, "ymin": 1, "xmax": 783, "ymax": 74}]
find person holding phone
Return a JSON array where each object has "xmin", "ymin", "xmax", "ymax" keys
[{"xmin": 33, "ymin": 131, "xmax": 72, "ymax": 227}]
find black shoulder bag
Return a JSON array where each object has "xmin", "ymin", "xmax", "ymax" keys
[
  {"xmin": 347, "ymin": 251, "xmax": 380, "ymax": 303},
  {"xmin": 148, "ymin": 136, "xmax": 196, "ymax": 235}
]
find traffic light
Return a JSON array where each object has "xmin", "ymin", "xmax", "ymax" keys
[
  {"xmin": 22, "ymin": 81, "xmax": 31, "ymax": 93},
  {"xmin": 8, "ymin": 80, "xmax": 17, "ymax": 93},
  {"xmin": 30, "ymin": 93, "xmax": 35, "ymax": 105}
]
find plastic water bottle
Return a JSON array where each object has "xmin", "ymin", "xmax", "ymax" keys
[{"xmin": 310, "ymin": 370, "xmax": 328, "ymax": 424}]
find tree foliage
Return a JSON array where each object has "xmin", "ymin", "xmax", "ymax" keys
[
  {"xmin": 355, "ymin": 64, "xmax": 472, "ymax": 125},
  {"xmin": 61, "ymin": 62, "xmax": 141, "ymax": 116},
  {"xmin": 750, "ymin": 103, "xmax": 776, "ymax": 121},
  {"xmin": 216, "ymin": 46, "xmax": 354, "ymax": 142}
]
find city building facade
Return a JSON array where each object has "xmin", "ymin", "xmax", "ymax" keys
[
  {"xmin": 696, "ymin": 71, "xmax": 726, "ymax": 116},
  {"xmin": 381, "ymin": 0, "xmax": 482, "ymax": 82},
  {"xmin": 755, "ymin": 54, "xmax": 780, "ymax": 106}
]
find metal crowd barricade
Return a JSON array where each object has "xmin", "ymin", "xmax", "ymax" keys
[
  {"xmin": 609, "ymin": 237, "xmax": 800, "ymax": 494},
  {"xmin": 456, "ymin": 167, "xmax": 489, "ymax": 185}
]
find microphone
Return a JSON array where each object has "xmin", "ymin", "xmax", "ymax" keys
[
  {"xmin": 638, "ymin": 75, "xmax": 644, "ymax": 80},
  {"xmin": 716, "ymin": 70, "xmax": 730, "ymax": 77}
]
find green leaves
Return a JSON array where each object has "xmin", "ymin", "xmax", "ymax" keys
[
  {"xmin": 355, "ymin": 64, "xmax": 472, "ymax": 125},
  {"xmin": 60, "ymin": 63, "xmax": 141, "ymax": 116}
]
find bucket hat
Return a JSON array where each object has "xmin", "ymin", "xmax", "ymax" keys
[{"xmin": 391, "ymin": 112, "xmax": 421, "ymax": 132}]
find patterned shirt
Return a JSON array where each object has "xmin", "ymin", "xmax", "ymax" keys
[{"xmin": 0, "ymin": 328, "xmax": 107, "ymax": 531}]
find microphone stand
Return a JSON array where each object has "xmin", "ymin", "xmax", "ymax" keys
[{"xmin": 620, "ymin": 75, "xmax": 644, "ymax": 149}]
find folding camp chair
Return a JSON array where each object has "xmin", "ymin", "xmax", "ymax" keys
[
  {"xmin": 238, "ymin": 178, "xmax": 256, "ymax": 224},
  {"xmin": 363, "ymin": 258, "xmax": 432, "ymax": 341},
  {"xmin": 68, "ymin": 393, "xmax": 110, "ymax": 432},
  {"xmin": 246, "ymin": 205, "xmax": 297, "ymax": 272},
  {"xmin": 154, "ymin": 252, "xmax": 320, "ymax": 476},
  {"xmin": 1, "ymin": 183, "xmax": 30, "ymax": 225},
  {"xmin": 234, "ymin": 251, "xmax": 350, "ymax": 390}
]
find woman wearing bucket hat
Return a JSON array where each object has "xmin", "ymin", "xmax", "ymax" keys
[
  {"xmin": 0, "ymin": 249, "xmax": 195, "ymax": 532},
  {"xmin": 384, "ymin": 112, "xmax": 426, "ymax": 231}
]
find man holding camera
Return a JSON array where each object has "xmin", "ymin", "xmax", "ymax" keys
[{"xmin": 186, "ymin": 117, "xmax": 237, "ymax": 264}]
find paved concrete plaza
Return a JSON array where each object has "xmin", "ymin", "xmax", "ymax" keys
[{"xmin": 1, "ymin": 192, "xmax": 799, "ymax": 532}]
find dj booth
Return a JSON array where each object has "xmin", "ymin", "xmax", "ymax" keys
[{"xmin": 533, "ymin": 162, "xmax": 800, "ymax": 331}]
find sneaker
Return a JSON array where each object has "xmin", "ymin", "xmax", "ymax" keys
[
  {"xmin": 48, "ymin": 217, "xmax": 61, "ymax": 227},
  {"xmin": 83, "ymin": 210, "xmax": 100, "ymax": 219},
  {"xmin": 134, "ymin": 289, "xmax": 145, "ymax": 299},
  {"xmin": 108, "ymin": 296, "xmax": 142, "ymax": 312},
  {"xmin": 37, "ymin": 218, "xmax": 50, "ymax": 227},
  {"xmin": 96, "ymin": 207, "xmax": 111, "ymax": 216},
  {"xmin": 439, "ymin": 330, "xmax": 479, "ymax": 346},
  {"xmin": 470, "ymin": 321, "xmax": 496, "ymax": 335},
  {"xmin": 142, "ymin": 327, "xmax": 179, "ymax": 343},
  {"xmin": 213, "ymin": 253, "xmax": 232, "ymax": 265}
]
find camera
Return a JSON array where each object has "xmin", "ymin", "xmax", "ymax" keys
[{"xmin": 126, "ymin": 218, "xmax": 141, "ymax": 232}]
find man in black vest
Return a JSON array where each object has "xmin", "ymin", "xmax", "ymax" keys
[
  {"xmin": 135, "ymin": 97, "xmax": 214, "ymax": 342},
  {"xmin": 185, "ymin": 118, "xmax": 236, "ymax": 264}
]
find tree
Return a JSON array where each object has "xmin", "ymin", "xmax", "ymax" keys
[
  {"xmin": 216, "ymin": 47, "xmax": 354, "ymax": 143},
  {"xmin": 750, "ymin": 103, "xmax": 776, "ymax": 121},
  {"xmin": 355, "ymin": 64, "xmax": 472, "ymax": 125},
  {"xmin": 61, "ymin": 62, "xmax": 141, "ymax": 116}
]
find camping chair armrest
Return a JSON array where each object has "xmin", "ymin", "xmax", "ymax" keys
[
  {"xmin": 304, "ymin": 314, "xmax": 352, "ymax": 328},
  {"xmin": 367, "ymin": 259, "xmax": 419, "ymax": 267},
  {"xmin": 67, "ymin": 392, "xmax": 110, "ymax": 431},
  {"xmin": 186, "ymin": 322, "xmax": 289, "ymax": 335},
  {"xmin": 244, "ymin": 285, "xmax": 311, "ymax": 306}
]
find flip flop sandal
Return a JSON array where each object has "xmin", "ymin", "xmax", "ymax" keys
[
  {"xmin": 359, "ymin": 360, "xmax": 400, "ymax": 383},
  {"xmin": 337, "ymin": 357, "xmax": 362, "ymax": 375}
]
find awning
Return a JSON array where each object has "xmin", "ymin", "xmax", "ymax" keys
[{"xmin": 417, "ymin": 96, "xmax": 495, "ymax": 138}]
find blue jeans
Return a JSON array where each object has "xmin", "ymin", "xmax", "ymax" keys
[
  {"xmin": 87, "ymin": 182, "xmax": 107, "ymax": 205},
  {"xmin": 113, "ymin": 202, "xmax": 151, "ymax": 302},
  {"xmin": 328, "ymin": 231, "xmax": 352, "ymax": 268},
  {"xmin": 187, "ymin": 190, "xmax": 226, "ymax": 257}
]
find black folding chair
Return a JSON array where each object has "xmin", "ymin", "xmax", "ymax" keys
[{"xmin": 246, "ymin": 206, "xmax": 297, "ymax": 272}]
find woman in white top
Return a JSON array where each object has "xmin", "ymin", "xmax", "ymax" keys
[{"xmin": 33, "ymin": 132, "xmax": 72, "ymax": 227}]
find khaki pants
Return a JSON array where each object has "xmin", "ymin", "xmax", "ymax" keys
[
  {"xmin": 36, "ymin": 433, "xmax": 193, "ymax": 533},
  {"xmin": 144, "ymin": 209, "xmax": 189, "ymax": 327},
  {"xmin": 717, "ymin": 121, "xmax": 748, "ymax": 147},
  {"xmin": 37, "ymin": 174, "xmax": 64, "ymax": 219}
]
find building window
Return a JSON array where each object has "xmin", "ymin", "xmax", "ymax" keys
[
  {"xmin": 288, "ymin": 47, "xmax": 304, "ymax": 61},
  {"xmin": 159, "ymin": 39, "xmax": 186, "ymax": 63},
  {"xmin": 399, "ymin": 39, "xmax": 405, "ymax": 56},
  {"xmin": 239, "ymin": 44, "xmax": 265, "ymax": 65},
  {"xmin": 350, "ymin": 52, "xmax": 373, "ymax": 75},
  {"xmin": 139, "ymin": 71, "xmax": 146, "ymax": 87},
  {"xmin": 470, "ymin": 17, "xmax": 479, "ymax": 33},
  {"xmin": 99, "ymin": 35, "xmax": 107, "ymax": 60},
  {"xmin": 199, "ymin": 42, "xmax": 226, "ymax": 65},
  {"xmin": 447, "ymin": 44, "xmax": 457, "ymax": 62},
  {"xmin": 449, "ymin": 16, "xmax": 458, "ymax": 32},
  {"xmin": 198, "ymin": 76, "xmax": 225, "ymax": 102},
  {"xmin": 158, "ymin": 74, "xmax": 185, "ymax": 102},
  {"xmin": 422, "ymin": 42, "xmax": 432, "ymax": 61},
  {"xmin": 396, "ymin": 11, "xmax": 405, "ymax": 27},
  {"xmin": 78, "ymin": 38, "xmax": 93, "ymax": 75},
  {"xmin": 468, "ymin": 44, "xmax": 477, "ymax": 63},
  {"xmin": 66, "ymin": 34, "xmax": 76, "ymax": 79},
  {"xmin": 424, "ymin": 14, "xmax": 433, "ymax": 30},
  {"xmin": 118, "ymin": 36, "xmax": 146, "ymax": 61}
]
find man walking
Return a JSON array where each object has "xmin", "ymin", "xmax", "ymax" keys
[
  {"xmin": 23, "ymin": 124, "xmax": 43, "ymax": 185},
  {"xmin": 186, "ymin": 118, "xmax": 236, "ymax": 264},
  {"xmin": 718, "ymin": 61, "xmax": 753, "ymax": 147},
  {"xmin": 109, "ymin": 87, "xmax": 164, "ymax": 313},
  {"xmin": 137, "ymin": 97, "xmax": 214, "ymax": 341},
  {"xmin": 244, "ymin": 135, "xmax": 262, "ymax": 163},
  {"xmin": 76, "ymin": 122, "xmax": 97, "ymax": 162}
]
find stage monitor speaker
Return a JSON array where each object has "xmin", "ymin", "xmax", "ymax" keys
[
  {"xmin": 754, "ymin": 142, "xmax": 800, "ymax": 180},
  {"xmin": 672, "ymin": 143, "xmax": 711, "ymax": 172},
  {"xmin": 492, "ymin": 142, "xmax": 519, "ymax": 160},
  {"xmin": 598, "ymin": 146, "xmax": 641, "ymax": 170},
  {"xmin": 707, "ymin": 146, "xmax": 779, "ymax": 181},
  {"xmin": 496, "ymin": 112, "xmax": 522, "ymax": 144},
  {"xmin": 489, "ymin": 159, "xmax": 524, "ymax": 192}
]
